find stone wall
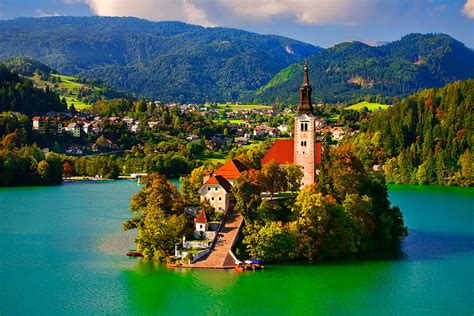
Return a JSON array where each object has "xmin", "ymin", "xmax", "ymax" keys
[{"xmin": 192, "ymin": 231, "xmax": 216, "ymax": 240}]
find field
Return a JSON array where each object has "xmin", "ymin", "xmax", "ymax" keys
[
  {"xmin": 29, "ymin": 73, "xmax": 99, "ymax": 110},
  {"xmin": 215, "ymin": 104, "xmax": 272, "ymax": 112},
  {"xmin": 198, "ymin": 151, "xmax": 227, "ymax": 164},
  {"xmin": 212, "ymin": 119, "xmax": 244, "ymax": 124},
  {"xmin": 346, "ymin": 101, "xmax": 390, "ymax": 111},
  {"xmin": 50, "ymin": 74, "xmax": 99, "ymax": 110}
]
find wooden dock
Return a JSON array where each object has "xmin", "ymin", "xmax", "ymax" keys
[{"xmin": 188, "ymin": 211, "xmax": 243, "ymax": 269}]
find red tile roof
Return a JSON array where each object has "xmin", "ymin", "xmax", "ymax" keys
[
  {"xmin": 262, "ymin": 139, "xmax": 322, "ymax": 166},
  {"xmin": 262, "ymin": 139, "xmax": 294, "ymax": 164},
  {"xmin": 195, "ymin": 210, "xmax": 207, "ymax": 224},
  {"xmin": 205, "ymin": 175, "xmax": 232, "ymax": 193},
  {"xmin": 213, "ymin": 159, "xmax": 247, "ymax": 180},
  {"xmin": 316, "ymin": 141, "xmax": 322, "ymax": 165}
]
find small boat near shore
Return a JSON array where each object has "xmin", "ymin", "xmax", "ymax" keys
[
  {"xmin": 235, "ymin": 260, "xmax": 264, "ymax": 272},
  {"xmin": 126, "ymin": 249, "xmax": 143, "ymax": 257}
]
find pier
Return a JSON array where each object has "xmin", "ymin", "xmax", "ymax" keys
[{"xmin": 188, "ymin": 211, "xmax": 243, "ymax": 269}]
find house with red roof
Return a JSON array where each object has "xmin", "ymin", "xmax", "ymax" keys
[
  {"xmin": 262, "ymin": 61, "xmax": 322, "ymax": 187},
  {"xmin": 206, "ymin": 159, "xmax": 247, "ymax": 185},
  {"xmin": 199, "ymin": 175, "xmax": 233, "ymax": 213},
  {"xmin": 197, "ymin": 159, "xmax": 248, "ymax": 213}
]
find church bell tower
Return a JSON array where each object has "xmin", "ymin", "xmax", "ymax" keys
[{"xmin": 294, "ymin": 60, "xmax": 317, "ymax": 187}]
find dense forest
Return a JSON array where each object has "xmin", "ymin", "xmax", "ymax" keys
[
  {"xmin": 349, "ymin": 79, "xmax": 473, "ymax": 186},
  {"xmin": 256, "ymin": 34, "xmax": 474, "ymax": 104},
  {"xmin": 0, "ymin": 66, "xmax": 66, "ymax": 114},
  {"xmin": 0, "ymin": 16, "xmax": 318, "ymax": 103}
]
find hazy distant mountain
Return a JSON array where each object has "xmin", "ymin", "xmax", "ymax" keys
[
  {"xmin": 255, "ymin": 33, "xmax": 474, "ymax": 104},
  {"xmin": 0, "ymin": 16, "xmax": 320, "ymax": 103}
]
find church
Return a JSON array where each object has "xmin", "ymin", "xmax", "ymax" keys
[{"xmin": 262, "ymin": 61, "xmax": 321, "ymax": 187}]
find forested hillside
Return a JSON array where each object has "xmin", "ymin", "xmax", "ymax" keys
[
  {"xmin": 0, "ymin": 66, "xmax": 66, "ymax": 114},
  {"xmin": 350, "ymin": 79, "xmax": 473, "ymax": 186},
  {"xmin": 256, "ymin": 34, "xmax": 474, "ymax": 104},
  {"xmin": 1, "ymin": 57, "xmax": 130, "ymax": 108},
  {"xmin": 0, "ymin": 16, "xmax": 319, "ymax": 103}
]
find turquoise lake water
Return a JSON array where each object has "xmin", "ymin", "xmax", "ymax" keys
[{"xmin": 0, "ymin": 181, "xmax": 473, "ymax": 315}]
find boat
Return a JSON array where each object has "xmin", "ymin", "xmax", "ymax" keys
[
  {"xmin": 127, "ymin": 250, "xmax": 143, "ymax": 257},
  {"xmin": 234, "ymin": 260, "xmax": 264, "ymax": 272},
  {"xmin": 251, "ymin": 259, "xmax": 264, "ymax": 270}
]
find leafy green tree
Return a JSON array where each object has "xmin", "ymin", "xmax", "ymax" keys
[
  {"xmin": 259, "ymin": 161, "xmax": 287, "ymax": 197},
  {"xmin": 137, "ymin": 213, "xmax": 191, "ymax": 260},
  {"xmin": 285, "ymin": 163, "xmax": 304, "ymax": 192},
  {"xmin": 233, "ymin": 169, "xmax": 262, "ymax": 220},
  {"xmin": 243, "ymin": 221, "xmax": 297, "ymax": 262},
  {"xmin": 180, "ymin": 164, "xmax": 216, "ymax": 205},
  {"xmin": 37, "ymin": 160, "xmax": 50, "ymax": 182}
]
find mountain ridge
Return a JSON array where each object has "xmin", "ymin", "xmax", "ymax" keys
[
  {"xmin": 255, "ymin": 33, "xmax": 474, "ymax": 104},
  {"xmin": 0, "ymin": 16, "xmax": 320, "ymax": 103}
]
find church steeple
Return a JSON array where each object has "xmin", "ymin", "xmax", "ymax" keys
[{"xmin": 297, "ymin": 59, "xmax": 313, "ymax": 115}]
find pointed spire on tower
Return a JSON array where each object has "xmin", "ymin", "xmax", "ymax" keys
[
  {"xmin": 297, "ymin": 59, "xmax": 313, "ymax": 115},
  {"xmin": 302, "ymin": 58, "xmax": 310, "ymax": 86}
]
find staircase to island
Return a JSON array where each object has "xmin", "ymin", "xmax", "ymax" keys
[{"xmin": 190, "ymin": 211, "xmax": 243, "ymax": 269}]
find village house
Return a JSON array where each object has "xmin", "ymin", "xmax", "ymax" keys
[
  {"xmin": 147, "ymin": 121, "xmax": 159, "ymax": 128},
  {"xmin": 82, "ymin": 122, "xmax": 93, "ymax": 135},
  {"xmin": 199, "ymin": 175, "xmax": 233, "ymax": 213},
  {"xmin": 32, "ymin": 116, "xmax": 46, "ymax": 134},
  {"xmin": 198, "ymin": 159, "xmax": 247, "ymax": 213},
  {"xmin": 186, "ymin": 134, "xmax": 200, "ymax": 142},
  {"xmin": 277, "ymin": 124, "xmax": 291, "ymax": 134},
  {"xmin": 234, "ymin": 136, "xmax": 248, "ymax": 145},
  {"xmin": 130, "ymin": 122, "xmax": 141, "ymax": 133},
  {"xmin": 65, "ymin": 122, "xmax": 82, "ymax": 137}
]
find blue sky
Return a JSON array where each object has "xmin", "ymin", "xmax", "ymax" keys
[{"xmin": 0, "ymin": 0, "xmax": 473, "ymax": 47}]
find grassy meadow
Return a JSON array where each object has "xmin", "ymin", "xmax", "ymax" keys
[{"xmin": 346, "ymin": 101, "xmax": 390, "ymax": 111}]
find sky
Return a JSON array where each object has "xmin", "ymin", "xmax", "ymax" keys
[{"xmin": 0, "ymin": 0, "xmax": 473, "ymax": 48}]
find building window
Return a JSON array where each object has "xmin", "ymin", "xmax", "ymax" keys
[
  {"xmin": 211, "ymin": 197, "xmax": 214, "ymax": 201},
  {"xmin": 219, "ymin": 197, "xmax": 222, "ymax": 201},
  {"xmin": 301, "ymin": 141, "xmax": 307, "ymax": 146},
  {"xmin": 300, "ymin": 122, "xmax": 308, "ymax": 131},
  {"xmin": 219, "ymin": 207, "xmax": 222, "ymax": 210},
  {"xmin": 215, "ymin": 187, "xmax": 218, "ymax": 191},
  {"xmin": 207, "ymin": 187, "xmax": 210, "ymax": 191},
  {"xmin": 200, "ymin": 224, "xmax": 203, "ymax": 229}
]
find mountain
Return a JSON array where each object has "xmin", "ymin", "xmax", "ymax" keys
[
  {"xmin": 0, "ymin": 16, "xmax": 319, "ymax": 103},
  {"xmin": 255, "ymin": 34, "xmax": 474, "ymax": 104}
]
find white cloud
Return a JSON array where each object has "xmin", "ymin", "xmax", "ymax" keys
[
  {"xmin": 84, "ymin": 0, "xmax": 215, "ymax": 26},
  {"xmin": 35, "ymin": 9, "xmax": 62, "ymax": 17},
  {"xmin": 81, "ymin": 0, "xmax": 386, "ymax": 27},
  {"xmin": 463, "ymin": 0, "xmax": 474, "ymax": 18},
  {"xmin": 218, "ymin": 0, "xmax": 380, "ymax": 26}
]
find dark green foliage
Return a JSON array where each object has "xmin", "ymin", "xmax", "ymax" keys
[
  {"xmin": 256, "ymin": 34, "xmax": 474, "ymax": 104},
  {"xmin": 0, "ymin": 66, "xmax": 65, "ymax": 113},
  {"xmin": 352, "ymin": 79, "xmax": 473, "ymax": 186},
  {"xmin": 0, "ymin": 131, "xmax": 63, "ymax": 186},
  {"xmin": 0, "ymin": 16, "xmax": 319, "ymax": 103},
  {"xmin": 1, "ymin": 56, "xmax": 53, "ymax": 76}
]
